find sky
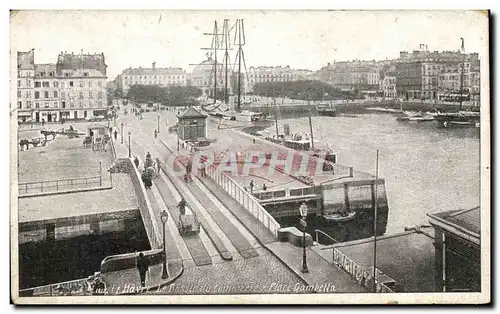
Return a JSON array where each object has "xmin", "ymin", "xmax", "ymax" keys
[{"xmin": 10, "ymin": 10, "xmax": 488, "ymax": 80}]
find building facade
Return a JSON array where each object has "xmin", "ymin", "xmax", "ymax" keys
[
  {"xmin": 247, "ymin": 66, "xmax": 311, "ymax": 91},
  {"xmin": 315, "ymin": 45, "xmax": 481, "ymax": 103},
  {"xmin": 189, "ymin": 58, "xmax": 228, "ymax": 98},
  {"xmin": 16, "ymin": 50, "xmax": 108, "ymax": 123},
  {"xmin": 118, "ymin": 62, "xmax": 187, "ymax": 95},
  {"xmin": 317, "ymin": 60, "xmax": 381, "ymax": 91},
  {"xmin": 16, "ymin": 50, "xmax": 35, "ymax": 122},
  {"xmin": 395, "ymin": 46, "xmax": 479, "ymax": 102},
  {"xmin": 380, "ymin": 74, "xmax": 397, "ymax": 99}
]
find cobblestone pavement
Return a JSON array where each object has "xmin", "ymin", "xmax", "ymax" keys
[
  {"xmin": 146, "ymin": 252, "xmax": 309, "ymax": 295},
  {"xmin": 18, "ymin": 135, "xmax": 112, "ymax": 183}
]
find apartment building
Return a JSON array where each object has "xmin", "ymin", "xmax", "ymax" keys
[
  {"xmin": 16, "ymin": 50, "xmax": 108, "ymax": 123},
  {"xmin": 117, "ymin": 62, "xmax": 187, "ymax": 95}
]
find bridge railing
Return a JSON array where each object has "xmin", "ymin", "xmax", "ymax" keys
[
  {"xmin": 206, "ymin": 165, "xmax": 281, "ymax": 238},
  {"xmin": 18, "ymin": 176, "xmax": 102, "ymax": 195}
]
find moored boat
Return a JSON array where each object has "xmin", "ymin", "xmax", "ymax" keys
[{"xmin": 321, "ymin": 211, "xmax": 357, "ymax": 223}]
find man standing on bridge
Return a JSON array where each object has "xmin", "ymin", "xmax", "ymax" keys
[{"xmin": 136, "ymin": 252, "xmax": 150, "ymax": 289}]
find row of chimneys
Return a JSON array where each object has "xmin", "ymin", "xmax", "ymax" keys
[{"xmin": 58, "ymin": 50, "xmax": 104, "ymax": 56}]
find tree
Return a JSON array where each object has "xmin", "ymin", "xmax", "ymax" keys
[
  {"xmin": 252, "ymin": 80, "xmax": 351, "ymax": 101},
  {"xmin": 126, "ymin": 85, "xmax": 202, "ymax": 106}
]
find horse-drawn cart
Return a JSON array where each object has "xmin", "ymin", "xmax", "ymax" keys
[{"xmin": 178, "ymin": 214, "xmax": 201, "ymax": 236}]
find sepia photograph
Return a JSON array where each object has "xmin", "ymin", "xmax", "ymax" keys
[{"xmin": 9, "ymin": 9, "xmax": 490, "ymax": 304}]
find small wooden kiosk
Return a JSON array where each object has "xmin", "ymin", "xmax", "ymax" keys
[{"xmin": 177, "ymin": 107, "xmax": 207, "ymax": 142}]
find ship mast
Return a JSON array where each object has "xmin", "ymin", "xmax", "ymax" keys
[
  {"xmin": 213, "ymin": 21, "xmax": 218, "ymax": 104},
  {"xmin": 307, "ymin": 94, "xmax": 315, "ymax": 150},
  {"xmin": 233, "ymin": 19, "xmax": 247, "ymax": 111},
  {"xmin": 199, "ymin": 21, "xmax": 220, "ymax": 105},
  {"xmin": 459, "ymin": 37, "xmax": 465, "ymax": 111},
  {"xmin": 222, "ymin": 19, "xmax": 231, "ymax": 105}
]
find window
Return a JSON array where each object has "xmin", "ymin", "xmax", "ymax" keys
[
  {"xmin": 65, "ymin": 73, "xmax": 69, "ymax": 77},
  {"xmin": 18, "ymin": 101, "xmax": 22, "ymax": 109},
  {"xmin": 53, "ymin": 91, "xmax": 58, "ymax": 98},
  {"xmin": 61, "ymin": 91, "xmax": 65, "ymax": 99},
  {"xmin": 42, "ymin": 82, "xmax": 49, "ymax": 87},
  {"xmin": 27, "ymin": 80, "xmax": 31, "ymax": 87},
  {"xmin": 61, "ymin": 101, "xmax": 66, "ymax": 108},
  {"xmin": 89, "ymin": 91, "xmax": 93, "ymax": 99},
  {"xmin": 44, "ymin": 91, "xmax": 49, "ymax": 98},
  {"xmin": 27, "ymin": 101, "xmax": 32, "ymax": 108},
  {"xmin": 98, "ymin": 91, "xmax": 102, "ymax": 99},
  {"xmin": 18, "ymin": 80, "xmax": 21, "ymax": 87},
  {"xmin": 35, "ymin": 82, "xmax": 41, "ymax": 88},
  {"xmin": 40, "ymin": 72, "xmax": 45, "ymax": 77},
  {"xmin": 49, "ymin": 72, "xmax": 54, "ymax": 77},
  {"xmin": 26, "ymin": 91, "xmax": 31, "ymax": 98},
  {"xmin": 70, "ymin": 81, "xmax": 74, "ymax": 87},
  {"xmin": 84, "ymin": 72, "xmax": 89, "ymax": 77},
  {"xmin": 53, "ymin": 81, "xmax": 58, "ymax": 87},
  {"xmin": 79, "ymin": 81, "xmax": 84, "ymax": 88},
  {"xmin": 17, "ymin": 91, "xmax": 21, "ymax": 98},
  {"xmin": 79, "ymin": 91, "xmax": 83, "ymax": 99},
  {"xmin": 34, "ymin": 91, "xmax": 40, "ymax": 99},
  {"xmin": 44, "ymin": 102, "xmax": 49, "ymax": 108}
]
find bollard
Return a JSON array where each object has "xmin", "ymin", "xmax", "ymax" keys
[{"xmin": 349, "ymin": 167, "xmax": 354, "ymax": 177}]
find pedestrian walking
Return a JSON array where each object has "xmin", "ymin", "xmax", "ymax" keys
[
  {"xmin": 136, "ymin": 252, "xmax": 150, "ymax": 288},
  {"xmin": 114, "ymin": 130, "xmax": 118, "ymax": 140},
  {"xmin": 177, "ymin": 197, "xmax": 186, "ymax": 221},
  {"xmin": 200, "ymin": 161, "xmax": 206, "ymax": 178},
  {"xmin": 249, "ymin": 180, "xmax": 254, "ymax": 193},
  {"xmin": 134, "ymin": 156, "xmax": 140, "ymax": 168},
  {"xmin": 156, "ymin": 158, "xmax": 161, "ymax": 173},
  {"xmin": 262, "ymin": 183, "xmax": 267, "ymax": 191}
]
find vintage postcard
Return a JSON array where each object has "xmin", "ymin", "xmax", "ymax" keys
[{"xmin": 9, "ymin": 10, "xmax": 490, "ymax": 304}]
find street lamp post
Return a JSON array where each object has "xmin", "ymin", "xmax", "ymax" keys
[
  {"xmin": 160, "ymin": 210, "xmax": 169, "ymax": 279},
  {"xmin": 157, "ymin": 115, "xmax": 160, "ymax": 134},
  {"xmin": 299, "ymin": 202, "xmax": 309, "ymax": 273},
  {"xmin": 128, "ymin": 131, "xmax": 131, "ymax": 158},
  {"xmin": 121, "ymin": 123, "xmax": 124, "ymax": 144}
]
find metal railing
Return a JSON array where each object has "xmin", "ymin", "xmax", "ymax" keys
[
  {"xmin": 206, "ymin": 165, "xmax": 281, "ymax": 238},
  {"xmin": 18, "ymin": 176, "xmax": 102, "ymax": 195},
  {"xmin": 314, "ymin": 229, "xmax": 338, "ymax": 245},
  {"xmin": 330, "ymin": 247, "xmax": 395, "ymax": 293},
  {"xmin": 19, "ymin": 277, "xmax": 92, "ymax": 297}
]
